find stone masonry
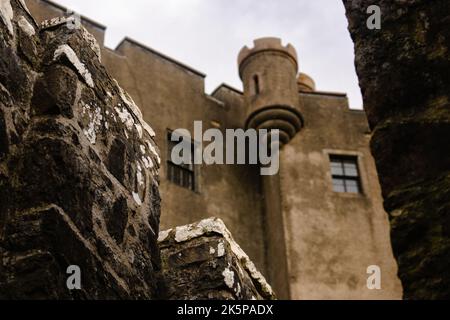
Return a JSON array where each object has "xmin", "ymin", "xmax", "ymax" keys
[
  {"xmin": 158, "ymin": 218, "xmax": 276, "ymax": 300},
  {"xmin": 343, "ymin": 0, "xmax": 450, "ymax": 299},
  {"xmin": 0, "ymin": 0, "xmax": 162, "ymax": 299}
]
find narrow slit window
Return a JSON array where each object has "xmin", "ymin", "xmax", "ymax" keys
[
  {"xmin": 253, "ymin": 75, "xmax": 260, "ymax": 95},
  {"xmin": 329, "ymin": 155, "xmax": 362, "ymax": 194}
]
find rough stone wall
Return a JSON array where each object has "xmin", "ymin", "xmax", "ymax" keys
[
  {"xmin": 343, "ymin": 0, "xmax": 450, "ymax": 299},
  {"xmin": 26, "ymin": 0, "xmax": 269, "ymax": 278},
  {"xmin": 0, "ymin": 0, "xmax": 161, "ymax": 299},
  {"xmin": 158, "ymin": 218, "xmax": 275, "ymax": 300}
]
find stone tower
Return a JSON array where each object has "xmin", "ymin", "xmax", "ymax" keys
[
  {"xmin": 297, "ymin": 72, "xmax": 316, "ymax": 92},
  {"xmin": 238, "ymin": 37, "xmax": 304, "ymax": 299},
  {"xmin": 238, "ymin": 37, "xmax": 303, "ymax": 145}
]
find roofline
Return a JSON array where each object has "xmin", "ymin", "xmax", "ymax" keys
[
  {"xmin": 211, "ymin": 83, "xmax": 243, "ymax": 96},
  {"xmin": 116, "ymin": 37, "xmax": 207, "ymax": 78},
  {"xmin": 40, "ymin": 0, "xmax": 107, "ymax": 30},
  {"xmin": 300, "ymin": 90, "xmax": 347, "ymax": 98}
]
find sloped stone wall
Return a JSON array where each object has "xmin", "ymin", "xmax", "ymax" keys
[
  {"xmin": 343, "ymin": 0, "xmax": 450, "ymax": 299},
  {"xmin": 0, "ymin": 0, "xmax": 161, "ymax": 299}
]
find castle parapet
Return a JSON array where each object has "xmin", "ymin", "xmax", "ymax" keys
[{"xmin": 238, "ymin": 37, "xmax": 298, "ymax": 78}]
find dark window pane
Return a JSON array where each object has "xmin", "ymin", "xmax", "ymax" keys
[
  {"xmin": 343, "ymin": 162, "xmax": 358, "ymax": 177},
  {"xmin": 331, "ymin": 162, "xmax": 344, "ymax": 176},
  {"xmin": 345, "ymin": 179, "xmax": 360, "ymax": 194},
  {"xmin": 332, "ymin": 178, "xmax": 346, "ymax": 193}
]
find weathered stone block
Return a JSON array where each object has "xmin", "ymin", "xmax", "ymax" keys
[
  {"xmin": 31, "ymin": 64, "xmax": 78, "ymax": 117},
  {"xmin": 158, "ymin": 218, "xmax": 275, "ymax": 300}
]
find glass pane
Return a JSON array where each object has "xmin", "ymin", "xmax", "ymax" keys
[
  {"xmin": 343, "ymin": 161, "xmax": 358, "ymax": 177},
  {"xmin": 332, "ymin": 178, "xmax": 346, "ymax": 193},
  {"xmin": 331, "ymin": 162, "xmax": 344, "ymax": 176},
  {"xmin": 345, "ymin": 179, "xmax": 360, "ymax": 194},
  {"xmin": 168, "ymin": 160, "xmax": 195, "ymax": 190}
]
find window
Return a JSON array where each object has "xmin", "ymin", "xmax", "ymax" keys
[
  {"xmin": 329, "ymin": 155, "xmax": 362, "ymax": 194},
  {"xmin": 167, "ymin": 131, "xmax": 196, "ymax": 191},
  {"xmin": 253, "ymin": 74, "xmax": 260, "ymax": 95}
]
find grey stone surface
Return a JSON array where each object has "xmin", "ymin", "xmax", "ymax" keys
[{"xmin": 343, "ymin": 0, "xmax": 450, "ymax": 300}]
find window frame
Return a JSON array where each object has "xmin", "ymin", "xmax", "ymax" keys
[
  {"xmin": 166, "ymin": 130, "xmax": 199, "ymax": 192},
  {"xmin": 329, "ymin": 154, "xmax": 363, "ymax": 195}
]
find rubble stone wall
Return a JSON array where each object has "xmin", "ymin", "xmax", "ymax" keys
[{"xmin": 0, "ymin": 0, "xmax": 161, "ymax": 299}]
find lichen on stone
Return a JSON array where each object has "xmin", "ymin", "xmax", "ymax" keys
[
  {"xmin": 146, "ymin": 140, "xmax": 161, "ymax": 164},
  {"xmin": 217, "ymin": 241, "xmax": 225, "ymax": 257},
  {"xmin": 53, "ymin": 44, "xmax": 94, "ymax": 88},
  {"xmin": 142, "ymin": 155, "xmax": 154, "ymax": 169},
  {"xmin": 0, "ymin": 0, "xmax": 14, "ymax": 36},
  {"xmin": 114, "ymin": 105, "xmax": 135, "ymax": 132},
  {"xmin": 132, "ymin": 191, "xmax": 142, "ymax": 206},
  {"xmin": 158, "ymin": 229, "xmax": 172, "ymax": 242},
  {"xmin": 136, "ymin": 162, "xmax": 144, "ymax": 187},
  {"xmin": 41, "ymin": 16, "xmax": 71, "ymax": 30},
  {"xmin": 114, "ymin": 80, "xmax": 156, "ymax": 138},
  {"xmin": 81, "ymin": 103, "xmax": 103, "ymax": 144},
  {"xmin": 169, "ymin": 217, "xmax": 275, "ymax": 298},
  {"xmin": 222, "ymin": 267, "xmax": 235, "ymax": 289},
  {"xmin": 80, "ymin": 26, "xmax": 101, "ymax": 61},
  {"xmin": 18, "ymin": 16, "xmax": 35, "ymax": 36}
]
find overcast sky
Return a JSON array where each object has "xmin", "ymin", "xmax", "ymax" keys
[{"xmin": 55, "ymin": 0, "xmax": 363, "ymax": 109}]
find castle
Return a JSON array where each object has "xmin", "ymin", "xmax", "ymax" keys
[{"xmin": 25, "ymin": 0, "xmax": 403, "ymax": 299}]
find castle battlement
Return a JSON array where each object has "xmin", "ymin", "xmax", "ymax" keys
[{"xmin": 238, "ymin": 37, "xmax": 298, "ymax": 78}]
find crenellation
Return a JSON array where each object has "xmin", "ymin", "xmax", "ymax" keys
[{"xmin": 238, "ymin": 37, "xmax": 298, "ymax": 77}]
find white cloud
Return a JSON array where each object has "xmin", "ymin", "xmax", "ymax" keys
[{"xmin": 56, "ymin": 0, "xmax": 363, "ymax": 109}]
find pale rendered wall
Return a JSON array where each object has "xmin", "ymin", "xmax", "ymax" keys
[{"xmin": 280, "ymin": 92, "xmax": 402, "ymax": 299}]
